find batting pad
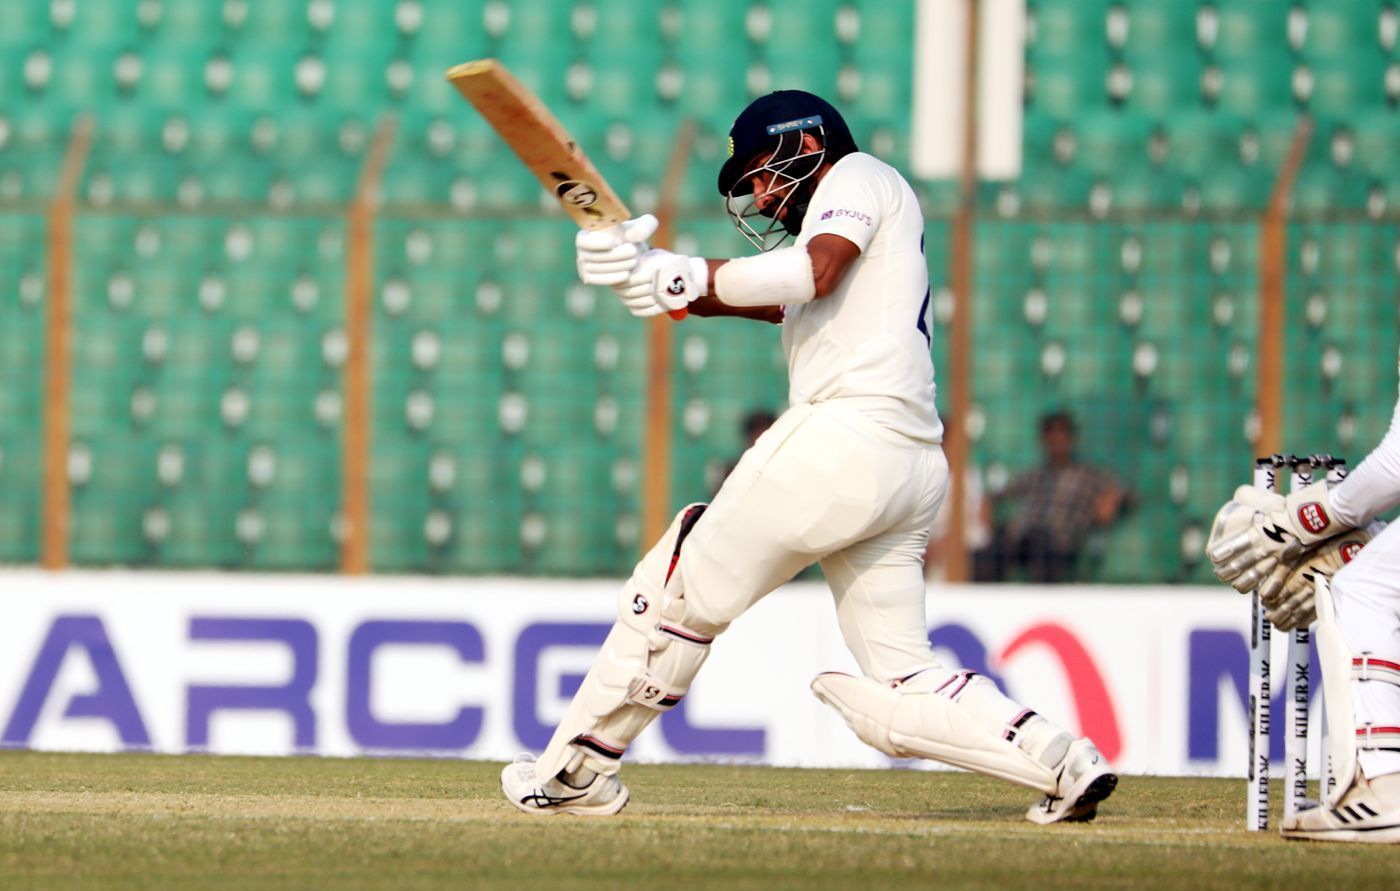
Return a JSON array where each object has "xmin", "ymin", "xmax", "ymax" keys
[
  {"xmin": 534, "ymin": 504, "xmax": 717, "ymax": 781},
  {"xmin": 811, "ymin": 670, "xmax": 1072, "ymax": 794}
]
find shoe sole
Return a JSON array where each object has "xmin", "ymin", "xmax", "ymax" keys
[
  {"xmin": 501, "ymin": 767, "xmax": 631, "ymax": 818},
  {"xmin": 1059, "ymin": 772, "xmax": 1118, "ymax": 823},
  {"xmin": 1027, "ymin": 770, "xmax": 1118, "ymax": 825},
  {"xmin": 1281, "ymin": 822, "xmax": 1400, "ymax": 843},
  {"xmin": 506, "ymin": 786, "xmax": 630, "ymax": 817}
]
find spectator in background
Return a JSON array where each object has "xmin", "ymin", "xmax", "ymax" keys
[
  {"xmin": 712, "ymin": 408, "xmax": 778, "ymax": 496},
  {"xmin": 973, "ymin": 410, "xmax": 1124, "ymax": 583},
  {"xmin": 924, "ymin": 415, "xmax": 990, "ymax": 581}
]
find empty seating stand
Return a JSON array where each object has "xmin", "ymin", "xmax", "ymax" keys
[{"xmin": 0, "ymin": 0, "xmax": 1395, "ymax": 583}]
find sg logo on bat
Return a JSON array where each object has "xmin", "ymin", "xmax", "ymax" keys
[{"xmin": 551, "ymin": 171, "xmax": 599, "ymax": 209}]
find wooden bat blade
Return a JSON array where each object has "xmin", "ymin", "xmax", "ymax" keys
[
  {"xmin": 446, "ymin": 58, "xmax": 686, "ymax": 320},
  {"xmin": 446, "ymin": 59, "xmax": 630, "ymax": 231}
]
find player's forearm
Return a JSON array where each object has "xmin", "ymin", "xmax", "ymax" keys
[
  {"xmin": 1332, "ymin": 393, "xmax": 1400, "ymax": 525},
  {"xmin": 688, "ymin": 293, "xmax": 784, "ymax": 323},
  {"xmin": 687, "ymin": 259, "xmax": 783, "ymax": 322}
]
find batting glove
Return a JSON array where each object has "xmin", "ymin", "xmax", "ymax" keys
[
  {"xmin": 615, "ymin": 248, "xmax": 709, "ymax": 318},
  {"xmin": 575, "ymin": 214, "xmax": 658, "ymax": 287}
]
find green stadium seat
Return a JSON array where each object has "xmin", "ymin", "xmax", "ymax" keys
[
  {"xmin": 0, "ymin": 2, "xmax": 46, "ymax": 48},
  {"xmin": 524, "ymin": 445, "xmax": 618, "ymax": 575},
  {"xmin": 1028, "ymin": 48, "xmax": 1113, "ymax": 117},
  {"xmin": 1075, "ymin": 111, "xmax": 1154, "ymax": 176},
  {"xmin": 59, "ymin": 1, "xmax": 140, "ymax": 47},
  {"xmin": 1353, "ymin": 110, "xmax": 1400, "ymax": 180},
  {"xmin": 157, "ymin": 0, "xmax": 225, "ymax": 45},
  {"xmin": 762, "ymin": 47, "xmax": 839, "ymax": 101},
  {"xmin": 1292, "ymin": 163, "xmax": 1371, "ymax": 213},
  {"xmin": 767, "ymin": 0, "xmax": 843, "ymax": 48},
  {"xmin": 1113, "ymin": 166, "xmax": 1187, "ymax": 211},
  {"xmin": 1165, "ymin": 110, "xmax": 1254, "ymax": 178},
  {"xmin": 1304, "ymin": 1, "xmax": 1388, "ymax": 58},
  {"xmin": 240, "ymin": 499, "xmax": 338, "ymax": 570},
  {"xmin": 161, "ymin": 492, "xmax": 242, "ymax": 567},
  {"xmin": 1212, "ymin": 50, "xmax": 1297, "ymax": 116},
  {"xmin": 1209, "ymin": 3, "xmax": 1282, "ymax": 61},
  {"xmin": 315, "ymin": 0, "xmax": 394, "ymax": 49},
  {"xmin": 0, "ymin": 439, "xmax": 40, "ymax": 561},
  {"xmin": 1030, "ymin": 0, "xmax": 1111, "ymax": 56},
  {"xmin": 1126, "ymin": 52, "xmax": 1203, "ymax": 115},
  {"xmin": 68, "ymin": 435, "xmax": 158, "ymax": 565},
  {"xmin": 224, "ymin": 1, "xmax": 301, "ymax": 43},
  {"xmin": 1308, "ymin": 57, "xmax": 1390, "ymax": 112},
  {"xmin": 1121, "ymin": 2, "xmax": 1196, "ymax": 52},
  {"xmin": 312, "ymin": 46, "xmax": 395, "ymax": 113}
]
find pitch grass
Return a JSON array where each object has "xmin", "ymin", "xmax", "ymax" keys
[{"xmin": 1, "ymin": 753, "xmax": 1397, "ymax": 891}]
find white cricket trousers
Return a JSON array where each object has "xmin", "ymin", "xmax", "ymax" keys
[
  {"xmin": 676, "ymin": 401, "xmax": 948, "ymax": 683},
  {"xmin": 1333, "ymin": 519, "xmax": 1400, "ymax": 777}
]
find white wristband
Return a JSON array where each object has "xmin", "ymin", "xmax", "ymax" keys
[
  {"xmin": 713, "ymin": 245, "xmax": 816, "ymax": 308},
  {"xmin": 688, "ymin": 255, "xmax": 710, "ymax": 298}
]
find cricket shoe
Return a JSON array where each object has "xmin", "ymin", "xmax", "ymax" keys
[
  {"xmin": 1025, "ymin": 738, "xmax": 1118, "ymax": 825},
  {"xmin": 500, "ymin": 753, "xmax": 630, "ymax": 817},
  {"xmin": 1281, "ymin": 772, "xmax": 1400, "ymax": 843}
]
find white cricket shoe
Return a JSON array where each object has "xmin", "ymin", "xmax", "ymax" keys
[
  {"xmin": 1025, "ymin": 738, "xmax": 1118, "ymax": 825},
  {"xmin": 1281, "ymin": 773, "xmax": 1400, "ymax": 843},
  {"xmin": 500, "ymin": 753, "xmax": 630, "ymax": 817}
]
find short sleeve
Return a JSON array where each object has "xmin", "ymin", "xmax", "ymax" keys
[{"xmin": 799, "ymin": 153, "xmax": 888, "ymax": 253}]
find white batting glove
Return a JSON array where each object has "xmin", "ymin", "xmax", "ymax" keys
[
  {"xmin": 1205, "ymin": 480, "xmax": 1354, "ymax": 594},
  {"xmin": 1263, "ymin": 521, "xmax": 1382, "ymax": 630},
  {"xmin": 575, "ymin": 214, "xmax": 658, "ymax": 286},
  {"xmin": 615, "ymin": 248, "xmax": 709, "ymax": 318}
]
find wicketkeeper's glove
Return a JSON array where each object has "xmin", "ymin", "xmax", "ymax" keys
[
  {"xmin": 1259, "ymin": 522, "xmax": 1382, "ymax": 630},
  {"xmin": 1205, "ymin": 479, "xmax": 1354, "ymax": 595}
]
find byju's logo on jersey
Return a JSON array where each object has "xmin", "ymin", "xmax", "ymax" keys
[{"xmin": 819, "ymin": 208, "xmax": 873, "ymax": 226}]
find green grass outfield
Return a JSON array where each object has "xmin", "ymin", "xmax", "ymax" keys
[{"xmin": 2, "ymin": 752, "xmax": 1397, "ymax": 890}]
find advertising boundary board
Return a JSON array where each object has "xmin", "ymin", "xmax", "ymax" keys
[{"xmin": 0, "ymin": 570, "xmax": 1321, "ymax": 777}]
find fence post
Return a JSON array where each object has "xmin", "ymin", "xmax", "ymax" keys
[
  {"xmin": 1255, "ymin": 116, "xmax": 1313, "ymax": 457},
  {"xmin": 641, "ymin": 120, "xmax": 695, "ymax": 551},
  {"xmin": 340, "ymin": 115, "xmax": 397, "ymax": 574},
  {"xmin": 40, "ymin": 116, "xmax": 93, "ymax": 570},
  {"xmin": 944, "ymin": 0, "xmax": 980, "ymax": 583}
]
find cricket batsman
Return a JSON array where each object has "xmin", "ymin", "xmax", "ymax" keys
[
  {"xmin": 1208, "ymin": 363, "xmax": 1400, "ymax": 842},
  {"xmin": 501, "ymin": 90, "xmax": 1118, "ymax": 823}
]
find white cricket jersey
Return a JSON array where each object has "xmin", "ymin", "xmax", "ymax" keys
[
  {"xmin": 1332, "ymin": 362, "xmax": 1400, "ymax": 526},
  {"xmin": 785, "ymin": 152, "xmax": 942, "ymax": 444}
]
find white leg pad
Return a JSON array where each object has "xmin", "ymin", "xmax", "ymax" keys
[
  {"xmin": 1316, "ymin": 575, "xmax": 1361, "ymax": 806},
  {"xmin": 1315, "ymin": 575, "xmax": 1400, "ymax": 807},
  {"xmin": 812, "ymin": 669, "xmax": 1073, "ymax": 794},
  {"xmin": 535, "ymin": 504, "xmax": 717, "ymax": 781}
]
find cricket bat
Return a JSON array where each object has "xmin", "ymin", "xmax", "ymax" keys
[{"xmin": 446, "ymin": 58, "xmax": 686, "ymax": 320}]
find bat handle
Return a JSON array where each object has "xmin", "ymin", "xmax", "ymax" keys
[{"xmin": 668, "ymin": 309, "xmax": 687, "ymax": 321}]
